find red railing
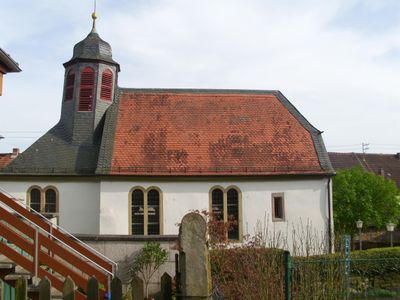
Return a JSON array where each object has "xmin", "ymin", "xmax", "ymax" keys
[{"xmin": 0, "ymin": 191, "xmax": 115, "ymax": 299}]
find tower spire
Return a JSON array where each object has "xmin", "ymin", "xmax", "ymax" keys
[{"xmin": 91, "ymin": 0, "xmax": 97, "ymax": 32}]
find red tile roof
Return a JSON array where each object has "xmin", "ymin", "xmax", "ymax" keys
[
  {"xmin": 328, "ymin": 152, "xmax": 400, "ymax": 188},
  {"xmin": 109, "ymin": 91, "xmax": 328, "ymax": 176},
  {"xmin": 0, "ymin": 153, "xmax": 17, "ymax": 169}
]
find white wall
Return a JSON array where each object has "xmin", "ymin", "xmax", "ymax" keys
[
  {"xmin": 99, "ymin": 178, "xmax": 330, "ymax": 252},
  {"xmin": 0, "ymin": 180, "xmax": 100, "ymax": 234},
  {"xmin": 0, "ymin": 177, "xmax": 331, "ymax": 253}
]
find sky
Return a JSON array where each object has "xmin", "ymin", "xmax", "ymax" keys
[{"xmin": 1, "ymin": 0, "xmax": 400, "ymax": 154}]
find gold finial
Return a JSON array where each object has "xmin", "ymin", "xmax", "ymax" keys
[{"xmin": 91, "ymin": 0, "xmax": 97, "ymax": 31}]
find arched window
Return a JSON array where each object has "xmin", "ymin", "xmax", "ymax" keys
[
  {"xmin": 209, "ymin": 186, "xmax": 242, "ymax": 241},
  {"xmin": 211, "ymin": 188, "xmax": 224, "ymax": 221},
  {"xmin": 79, "ymin": 67, "xmax": 95, "ymax": 111},
  {"xmin": 130, "ymin": 187, "xmax": 163, "ymax": 236},
  {"xmin": 147, "ymin": 189, "xmax": 160, "ymax": 235},
  {"xmin": 27, "ymin": 186, "xmax": 59, "ymax": 222},
  {"xmin": 227, "ymin": 189, "xmax": 239, "ymax": 240},
  {"xmin": 30, "ymin": 188, "xmax": 41, "ymax": 212},
  {"xmin": 65, "ymin": 69, "xmax": 75, "ymax": 101},
  {"xmin": 100, "ymin": 69, "xmax": 113, "ymax": 101},
  {"xmin": 45, "ymin": 188, "xmax": 57, "ymax": 213},
  {"xmin": 131, "ymin": 189, "xmax": 145, "ymax": 235}
]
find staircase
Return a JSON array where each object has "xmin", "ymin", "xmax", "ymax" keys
[{"xmin": 0, "ymin": 189, "xmax": 117, "ymax": 299}]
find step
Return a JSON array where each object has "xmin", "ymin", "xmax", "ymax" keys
[
  {"xmin": 4, "ymin": 273, "xmax": 31, "ymax": 281},
  {"xmin": 0, "ymin": 262, "xmax": 14, "ymax": 270}
]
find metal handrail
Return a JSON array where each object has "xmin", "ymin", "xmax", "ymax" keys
[
  {"xmin": 0, "ymin": 187, "xmax": 117, "ymax": 269},
  {"xmin": 0, "ymin": 199, "xmax": 114, "ymax": 278}
]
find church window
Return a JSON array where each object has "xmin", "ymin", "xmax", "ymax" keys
[
  {"xmin": 100, "ymin": 69, "xmax": 113, "ymax": 101},
  {"xmin": 272, "ymin": 193, "xmax": 285, "ymax": 221},
  {"xmin": 227, "ymin": 188, "xmax": 239, "ymax": 240},
  {"xmin": 130, "ymin": 187, "xmax": 163, "ymax": 235},
  {"xmin": 210, "ymin": 186, "xmax": 242, "ymax": 241},
  {"xmin": 44, "ymin": 188, "xmax": 57, "ymax": 213},
  {"xmin": 29, "ymin": 188, "xmax": 41, "ymax": 212},
  {"xmin": 131, "ymin": 189, "xmax": 145, "ymax": 235},
  {"xmin": 65, "ymin": 69, "xmax": 75, "ymax": 101},
  {"xmin": 78, "ymin": 67, "xmax": 95, "ymax": 111}
]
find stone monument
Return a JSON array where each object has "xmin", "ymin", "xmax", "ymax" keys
[{"xmin": 178, "ymin": 212, "xmax": 212, "ymax": 299}]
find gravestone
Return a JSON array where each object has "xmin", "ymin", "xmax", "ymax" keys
[
  {"xmin": 39, "ymin": 277, "xmax": 51, "ymax": 300},
  {"xmin": 63, "ymin": 276, "xmax": 75, "ymax": 300},
  {"xmin": 131, "ymin": 275, "xmax": 144, "ymax": 300},
  {"xmin": 160, "ymin": 272, "xmax": 172, "ymax": 300},
  {"xmin": 179, "ymin": 212, "xmax": 212, "ymax": 299}
]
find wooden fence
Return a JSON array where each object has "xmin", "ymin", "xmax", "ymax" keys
[{"xmin": 10, "ymin": 272, "xmax": 173, "ymax": 300}]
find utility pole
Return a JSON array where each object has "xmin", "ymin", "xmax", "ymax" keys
[{"xmin": 362, "ymin": 142, "xmax": 369, "ymax": 154}]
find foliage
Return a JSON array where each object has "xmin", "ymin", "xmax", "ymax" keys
[
  {"xmin": 333, "ymin": 167, "xmax": 400, "ymax": 235},
  {"xmin": 190, "ymin": 209, "xmax": 237, "ymax": 248},
  {"xmin": 350, "ymin": 247, "xmax": 400, "ymax": 279},
  {"xmin": 131, "ymin": 242, "xmax": 168, "ymax": 299},
  {"xmin": 210, "ymin": 247, "xmax": 285, "ymax": 299}
]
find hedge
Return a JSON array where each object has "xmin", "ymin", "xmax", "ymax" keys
[
  {"xmin": 211, "ymin": 247, "xmax": 400, "ymax": 299},
  {"xmin": 210, "ymin": 248, "xmax": 285, "ymax": 300}
]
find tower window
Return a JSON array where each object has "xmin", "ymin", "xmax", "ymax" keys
[
  {"xmin": 100, "ymin": 69, "xmax": 113, "ymax": 101},
  {"xmin": 65, "ymin": 69, "xmax": 75, "ymax": 101},
  {"xmin": 78, "ymin": 67, "xmax": 95, "ymax": 111}
]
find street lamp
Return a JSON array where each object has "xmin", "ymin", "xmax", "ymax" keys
[
  {"xmin": 386, "ymin": 223, "xmax": 396, "ymax": 247},
  {"xmin": 356, "ymin": 220, "xmax": 363, "ymax": 250},
  {"xmin": 0, "ymin": 135, "xmax": 4, "ymax": 140}
]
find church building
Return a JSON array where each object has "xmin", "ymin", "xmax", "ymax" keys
[{"xmin": 0, "ymin": 15, "xmax": 334, "ymax": 250}]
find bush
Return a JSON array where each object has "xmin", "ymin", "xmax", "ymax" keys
[
  {"xmin": 350, "ymin": 247, "xmax": 400, "ymax": 279},
  {"xmin": 210, "ymin": 247, "xmax": 285, "ymax": 300}
]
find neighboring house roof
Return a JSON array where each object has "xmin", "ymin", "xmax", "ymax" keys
[
  {"xmin": 328, "ymin": 152, "xmax": 400, "ymax": 188},
  {"xmin": 0, "ymin": 149, "xmax": 19, "ymax": 169},
  {"xmin": 2, "ymin": 88, "xmax": 333, "ymax": 176},
  {"xmin": 0, "ymin": 48, "xmax": 21, "ymax": 73}
]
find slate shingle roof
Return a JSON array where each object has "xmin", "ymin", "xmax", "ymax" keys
[{"xmin": 328, "ymin": 152, "xmax": 400, "ymax": 188}]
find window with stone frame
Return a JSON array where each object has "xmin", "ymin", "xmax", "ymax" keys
[
  {"xmin": 272, "ymin": 193, "xmax": 285, "ymax": 221},
  {"xmin": 130, "ymin": 187, "xmax": 162, "ymax": 236},
  {"xmin": 29, "ymin": 188, "xmax": 41, "ymax": 212},
  {"xmin": 210, "ymin": 186, "xmax": 241, "ymax": 241},
  {"xmin": 27, "ymin": 186, "xmax": 59, "ymax": 221}
]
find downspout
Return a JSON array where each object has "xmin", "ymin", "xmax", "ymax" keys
[{"xmin": 327, "ymin": 177, "xmax": 333, "ymax": 253}]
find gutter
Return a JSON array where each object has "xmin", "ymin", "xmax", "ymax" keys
[{"xmin": 327, "ymin": 177, "xmax": 333, "ymax": 253}]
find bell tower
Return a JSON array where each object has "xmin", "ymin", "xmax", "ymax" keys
[{"xmin": 60, "ymin": 12, "xmax": 120, "ymax": 144}]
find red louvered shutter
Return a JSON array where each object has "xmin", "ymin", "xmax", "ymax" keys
[
  {"xmin": 65, "ymin": 70, "xmax": 75, "ymax": 101},
  {"xmin": 100, "ymin": 69, "xmax": 113, "ymax": 101},
  {"xmin": 78, "ymin": 67, "xmax": 95, "ymax": 111}
]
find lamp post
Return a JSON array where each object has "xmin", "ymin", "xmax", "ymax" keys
[
  {"xmin": 386, "ymin": 223, "xmax": 395, "ymax": 247},
  {"xmin": 356, "ymin": 220, "xmax": 363, "ymax": 250}
]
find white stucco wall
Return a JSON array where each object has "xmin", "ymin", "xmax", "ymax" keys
[
  {"xmin": 0, "ymin": 177, "xmax": 331, "ymax": 253},
  {"xmin": 99, "ymin": 178, "xmax": 330, "ymax": 252},
  {"xmin": 0, "ymin": 180, "xmax": 100, "ymax": 234}
]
